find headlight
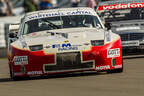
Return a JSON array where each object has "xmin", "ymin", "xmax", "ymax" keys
[
  {"xmin": 91, "ymin": 40, "xmax": 104, "ymax": 46},
  {"xmin": 140, "ymin": 37, "xmax": 144, "ymax": 41},
  {"xmin": 29, "ymin": 45, "xmax": 43, "ymax": 51}
]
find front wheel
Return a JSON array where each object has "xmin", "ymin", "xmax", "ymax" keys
[{"xmin": 10, "ymin": 69, "xmax": 21, "ymax": 81}]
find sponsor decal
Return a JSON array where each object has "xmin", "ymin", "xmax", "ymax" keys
[
  {"xmin": 96, "ymin": 65, "xmax": 110, "ymax": 70},
  {"xmin": 112, "ymin": 58, "xmax": 116, "ymax": 67},
  {"xmin": 122, "ymin": 41, "xmax": 139, "ymax": 47},
  {"xmin": 14, "ymin": 72, "xmax": 24, "ymax": 76},
  {"xmin": 114, "ymin": 65, "xmax": 122, "ymax": 69},
  {"xmin": 27, "ymin": 71, "xmax": 43, "ymax": 75},
  {"xmin": 105, "ymin": 32, "xmax": 111, "ymax": 42},
  {"xmin": 21, "ymin": 65, "xmax": 26, "ymax": 73},
  {"xmin": 28, "ymin": 11, "xmax": 92, "ymax": 21},
  {"xmin": 52, "ymin": 43, "xmax": 71, "ymax": 48},
  {"xmin": 58, "ymin": 46, "xmax": 78, "ymax": 51},
  {"xmin": 13, "ymin": 56, "xmax": 28, "ymax": 65},
  {"xmin": 98, "ymin": 3, "xmax": 144, "ymax": 11},
  {"xmin": 52, "ymin": 43, "xmax": 79, "ymax": 51},
  {"xmin": 64, "ymin": 40, "xmax": 69, "ymax": 43},
  {"xmin": 116, "ymin": 27, "xmax": 140, "ymax": 31},
  {"xmin": 107, "ymin": 48, "xmax": 120, "ymax": 58}
]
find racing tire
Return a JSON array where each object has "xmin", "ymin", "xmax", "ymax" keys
[{"xmin": 10, "ymin": 69, "xmax": 21, "ymax": 81}]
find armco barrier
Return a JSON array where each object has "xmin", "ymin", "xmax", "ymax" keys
[
  {"xmin": 0, "ymin": 16, "xmax": 21, "ymax": 58},
  {"xmin": 0, "ymin": 23, "xmax": 7, "ymax": 58},
  {"xmin": 0, "ymin": 23, "xmax": 6, "ymax": 48}
]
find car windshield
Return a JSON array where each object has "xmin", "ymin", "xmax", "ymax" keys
[
  {"xmin": 23, "ymin": 15, "xmax": 102, "ymax": 34},
  {"xmin": 98, "ymin": 7, "xmax": 144, "ymax": 22}
]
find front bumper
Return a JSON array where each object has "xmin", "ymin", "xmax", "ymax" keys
[
  {"xmin": 9, "ymin": 40, "xmax": 123, "ymax": 77},
  {"xmin": 122, "ymin": 40, "xmax": 144, "ymax": 49}
]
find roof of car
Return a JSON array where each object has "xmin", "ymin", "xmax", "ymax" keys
[{"xmin": 99, "ymin": 0, "xmax": 144, "ymax": 5}]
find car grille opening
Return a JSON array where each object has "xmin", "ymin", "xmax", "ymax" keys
[
  {"xmin": 120, "ymin": 33, "xmax": 144, "ymax": 41},
  {"xmin": 44, "ymin": 52, "xmax": 94, "ymax": 72}
]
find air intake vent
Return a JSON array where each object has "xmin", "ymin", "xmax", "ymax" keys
[
  {"xmin": 44, "ymin": 52, "xmax": 94, "ymax": 72},
  {"xmin": 91, "ymin": 40, "xmax": 104, "ymax": 46}
]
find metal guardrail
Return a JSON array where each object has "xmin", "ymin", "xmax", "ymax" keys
[
  {"xmin": 0, "ymin": 23, "xmax": 6, "ymax": 48},
  {"xmin": 0, "ymin": 23, "xmax": 8, "ymax": 57}
]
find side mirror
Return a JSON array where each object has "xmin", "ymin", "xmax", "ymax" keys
[
  {"xmin": 104, "ymin": 23, "xmax": 111, "ymax": 30},
  {"xmin": 9, "ymin": 24, "xmax": 19, "ymax": 38},
  {"xmin": 9, "ymin": 32, "xmax": 17, "ymax": 38},
  {"xmin": 9, "ymin": 24, "xmax": 19, "ymax": 33}
]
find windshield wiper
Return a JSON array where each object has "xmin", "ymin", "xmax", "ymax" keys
[{"xmin": 44, "ymin": 19, "xmax": 60, "ymax": 29}]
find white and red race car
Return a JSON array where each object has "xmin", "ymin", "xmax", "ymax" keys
[{"xmin": 8, "ymin": 7, "xmax": 123, "ymax": 80}]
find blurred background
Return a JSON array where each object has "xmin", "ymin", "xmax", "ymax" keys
[
  {"xmin": 0, "ymin": 0, "xmax": 101, "ymax": 16},
  {"xmin": 0, "ymin": 0, "xmax": 102, "ymax": 24}
]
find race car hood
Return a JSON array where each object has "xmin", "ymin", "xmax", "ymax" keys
[
  {"xmin": 17, "ymin": 28, "xmax": 106, "ymax": 53},
  {"xmin": 23, "ymin": 28, "xmax": 105, "ymax": 45},
  {"xmin": 110, "ymin": 20, "xmax": 144, "ymax": 34}
]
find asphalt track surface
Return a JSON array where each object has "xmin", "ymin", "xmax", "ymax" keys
[{"xmin": 0, "ymin": 58, "xmax": 144, "ymax": 96}]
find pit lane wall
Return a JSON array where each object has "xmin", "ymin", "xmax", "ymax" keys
[{"xmin": 0, "ymin": 16, "xmax": 21, "ymax": 57}]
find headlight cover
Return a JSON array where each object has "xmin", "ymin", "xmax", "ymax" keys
[
  {"xmin": 91, "ymin": 40, "xmax": 104, "ymax": 46},
  {"xmin": 29, "ymin": 45, "xmax": 43, "ymax": 51}
]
